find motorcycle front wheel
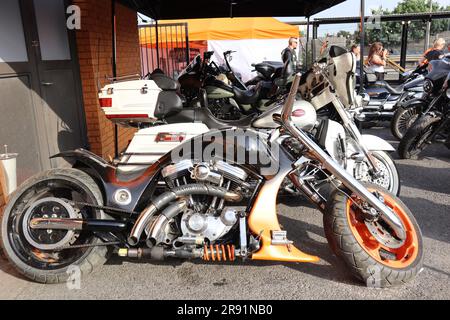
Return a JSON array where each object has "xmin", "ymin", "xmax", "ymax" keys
[
  {"xmin": 391, "ymin": 106, "xmax": 421, "ymax": 140},
  {"xmin": 355, "ymin": 151, "xmax": 400, "ymax": 196},
  {"xmin": 398, "ymin": 114, "xmax": 442, "ymax": 159},
  {"xmin": 323, "ymin": 183, "xmax": 423, "ymax": 287}
]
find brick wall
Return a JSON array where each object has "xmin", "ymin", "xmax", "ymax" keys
[{"xmin": 73, "ymin": 0, "xmax": 139, "ymax": 159}]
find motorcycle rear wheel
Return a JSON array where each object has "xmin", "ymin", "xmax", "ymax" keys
[
  {"xmin": 323, "ymin": 183, "xmax": 423, "ymax": 287},
  {"xmin": 1, "ymin": 168, "xmax": 110, "ymax": 284},
  {"xmin": 398, "ymin": 114, "xmax": 441, "ymax": 159}
]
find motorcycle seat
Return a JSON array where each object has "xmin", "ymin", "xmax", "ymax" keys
[
  {"xmin": 232, "ymin": 83, "xmax": 262, "ymax": 105},
  {"xmin": 194, "ymin": 105, "xmax": 256, "ymax": 129},
  {"xmin": 150, "ymin": 73, "xmax": 179, "ymax": 91},
  {"xmin": 375, "ymin": 81, "xmax": 404, "ymax": 95}
]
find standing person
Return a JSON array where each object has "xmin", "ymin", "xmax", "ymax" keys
[
  {"xmin": 281, "ymin": 37, "xmax": 298, "ymax": 66},
  {"xmin": 419, "ymin": 38, "xmax": 445, "ymax": 65},
  {"xmin": 367, "ymin": 42, "xmax": 388, "ymax": 80},
  {"xmin": 350, "ymin": 44, "xmax": 361, "ymax": 61}
]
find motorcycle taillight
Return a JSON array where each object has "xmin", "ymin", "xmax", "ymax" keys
[{"xmin": 99, "ymin": 97, "xmax": 112, "ymax": 108}]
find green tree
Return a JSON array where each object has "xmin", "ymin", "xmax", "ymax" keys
[{"xmin": 365, "ymin": 0, "xmax": 450, "ymax": 48}]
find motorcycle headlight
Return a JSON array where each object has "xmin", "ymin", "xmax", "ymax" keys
[
  {"xmin": 446, "ymin": 88, "xmax": 450, "ymax": 99},
  {"xmin": 423, "ymin": 79, "xmax": 434, "ymax": 93}
]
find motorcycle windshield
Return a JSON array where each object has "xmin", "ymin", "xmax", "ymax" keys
[{"xmin": 178, "ymin": 54, "xmax": 201, "ymax": 78}]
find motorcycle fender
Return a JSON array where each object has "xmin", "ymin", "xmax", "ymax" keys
[
  {"xmin": 399, "ymin": 97, "xmax": 426, "ymax": 109},
  {"xmin": 361, "ymin": 134, "xmax": 395, "ymax": 152}
]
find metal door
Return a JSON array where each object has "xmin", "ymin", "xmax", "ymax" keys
[{"xmin": 0, "ymin": 0, "xmax": 87, "ymax": 184}]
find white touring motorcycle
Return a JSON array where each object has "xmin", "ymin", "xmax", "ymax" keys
[{"xmin": 99, "ymin": 46, "xmax": 400, "ymax": 195}]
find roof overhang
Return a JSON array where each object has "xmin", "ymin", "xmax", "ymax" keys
[{"xmin": 118, "ymin": 0, "xmax": 345, "ymax": 19}]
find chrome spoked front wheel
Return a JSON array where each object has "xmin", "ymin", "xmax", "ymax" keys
[{"xmin": 354, "ymin": 151, "xmax": 400, "ymax": 196}]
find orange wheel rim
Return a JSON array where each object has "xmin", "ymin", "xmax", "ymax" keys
[{"xmin": 346, "ymin": 189, "xmax": 419, "ymax": 269}]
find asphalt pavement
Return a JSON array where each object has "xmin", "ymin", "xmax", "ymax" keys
[{"xmin": 1, "ymin": 126, "xmax": 449, "ymax": 300}]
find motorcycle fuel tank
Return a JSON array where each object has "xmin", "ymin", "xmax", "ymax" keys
[{"xmin": 252, "ymin": 99, "xmax": 317, "ymax": 131}]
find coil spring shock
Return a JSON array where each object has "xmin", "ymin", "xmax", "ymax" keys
[{"xmin": 203, "ymin": 244, "xmax": 235, "ymax": 261}]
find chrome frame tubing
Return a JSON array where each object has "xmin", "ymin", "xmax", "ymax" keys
[{"xmin": 282, "ymin": 74, "xmax": 406, "ymax": 240}]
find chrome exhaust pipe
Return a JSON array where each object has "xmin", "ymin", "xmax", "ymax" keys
[
  {"xmin": 146, "ymin": 199, "xmax": 187, "ymax": 247},
  {"xmin": 128, "ymin": 184, "xmax": 242, "ymax": 246}
]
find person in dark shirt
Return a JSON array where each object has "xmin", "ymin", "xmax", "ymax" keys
[
  {"xmin": 281, "ymin": 37, "xmax": 298, "ymax": 66},
  {"xmin": 420, "ymin": 38, "xmax": 445, "ymax": 65}
]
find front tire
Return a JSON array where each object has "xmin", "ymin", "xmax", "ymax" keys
[
  {"xmin": 1, "ymin": 168, "xmax": 110, "ymax": 284},
  {"xmin": 323, "ymin": 184, "xmax": 423, "ymax": 287},
  {"xmin": 398, "ymin": 114, "xmax": 441, "ymax": 159},
  {"xmin": 391, "ymin": 106, "xmax": 421, "ymax": 140}
]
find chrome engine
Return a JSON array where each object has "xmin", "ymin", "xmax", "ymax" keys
[
  {"xmin": 180, "ymin": 207, "xmax": 238, "ymax": 242},
  {"xmin": 158, "ymin": 159, "xmax": 249, "ymax": 246}
]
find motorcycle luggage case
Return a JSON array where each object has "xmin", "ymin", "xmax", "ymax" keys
[{"xmin": 99, "ymin": 79, "xmax": 182, "ymax": 126}]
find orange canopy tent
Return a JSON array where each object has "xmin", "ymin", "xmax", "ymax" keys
[{"xmin": 139, "ymin": 17, "xmax": 299, "ymax": 46}]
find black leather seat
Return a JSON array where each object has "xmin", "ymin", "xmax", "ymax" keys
[
  {"xmin": 150, "ymin": 73, "xmax": 179, "ymax": 91},
  {"xmin": 375, "ymin": 81, "xmax": 404, "ymax": 95},
  {"xmin": 194, "ymin": 105, "xmax": 256, "ymax": 129},
  {"xmin": 232, "ymin": 84, "xmax": 262, "ymax": 105}
]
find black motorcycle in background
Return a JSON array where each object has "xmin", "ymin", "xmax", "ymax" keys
[
  {"xmin": 398, "ymin": 65, "xmax": 450, "ymax": 159},
  {"xmin": 390, "ymin": 60, "xmax": 450, "ymax": 140}
]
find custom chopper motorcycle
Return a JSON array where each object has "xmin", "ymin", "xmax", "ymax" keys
[
  {"xmin": 392, "ymin": 58, "xmax": 450, "ymax": 141},
  {"xmin": 98, "ymin": 46, "xmax": 400, "ymax": 195},
  {"xmin": 398, "ymin": 69, "xmax": 450, "ymax": 159},
  {"xmin": 1, "ymin": 71, "xmax": 423, "ymax": 287}
]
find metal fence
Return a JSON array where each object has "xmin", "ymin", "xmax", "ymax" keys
[{"xmin": 138, "ymin": 22, "xmax": 190, "ymax": 78}]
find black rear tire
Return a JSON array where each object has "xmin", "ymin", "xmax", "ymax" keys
[
  {"xmin": 398, "ymin": 114, "xmax": 441, "ymax": 159},
  {"xmin": 1, "ymin": 168, "xmax": 110, "ymax": 284}
]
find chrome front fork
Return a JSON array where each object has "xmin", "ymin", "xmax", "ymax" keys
[
  {"xmin": 332, "ymin": 99, "xmax": 380, "ymax": 174},
  {"xmin": 287, "ymin": 126, "xmax": 406, "ymax": 241}
]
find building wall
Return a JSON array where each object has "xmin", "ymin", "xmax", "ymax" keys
[
  {"xmin": 0, "ymin": 0, "xmax": 140, "ymax": 215},
  {"xmin": 73, "ymin": 0, "xmax": 139, "ymax": 158}
]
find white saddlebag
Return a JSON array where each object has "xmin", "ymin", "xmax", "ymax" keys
[{"xmin": 98, "ymin": 80, "xmax": 161, "ymax": 125}]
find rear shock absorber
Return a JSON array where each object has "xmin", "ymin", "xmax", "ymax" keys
[{"xmin": 202, "ymin": 244, "xmax": 236, "ymax": 262}]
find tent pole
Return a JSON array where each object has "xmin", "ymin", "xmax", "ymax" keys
[
  {"xmin": 155, "ymin": 19, "xmax": 160, "ymax": 69},
  {"xmin": 111, "ymin": 0, "xmax": 118, "ymax": 158},
  {"xmin": 359, "ymin": 0, "xmax": 365, "ymax": 94},
  {"xmin": 305, "ymin": 16, "xmax": 310, "ymax": 69},
  {"xmin": 185, "ymin": 23, "xmax": 190, "ymax": 65}
]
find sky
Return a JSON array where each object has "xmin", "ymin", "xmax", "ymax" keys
[{"xmin": 277, "ymin": 0, "xmax": 450, "ymax": 36}]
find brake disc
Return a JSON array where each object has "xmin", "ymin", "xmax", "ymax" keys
[{"xmin": 364, "ymin": 219, "xmax": 405, "ymax": 249}]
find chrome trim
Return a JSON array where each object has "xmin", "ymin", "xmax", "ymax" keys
[
  {"xmin": 128, "ymin": 203, "xmax": 158, "ymax": 245},
  {"xmin": 29, "ymin": 218, "xmax": 84, "ymax": 230}
]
